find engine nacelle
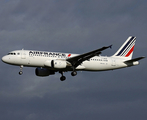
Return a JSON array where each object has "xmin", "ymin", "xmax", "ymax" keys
[
  {"xmin": 44, "ymin": 60, "xmax": 67, "ymax": 69},
  {"xmin": 51, "ymin": 60, "xmax": 67, "ymax": 69},
  {"xmin": 35, "ymin": 67, "xmax": 55, "ymax": 77}
]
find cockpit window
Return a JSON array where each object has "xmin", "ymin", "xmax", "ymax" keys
[{"xmin": 8, "ymin": 53, "xmax": 16, "ymax": 55}]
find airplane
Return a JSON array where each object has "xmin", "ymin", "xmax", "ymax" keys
[{"xmin": 2, "ymin": 36, "xmax": 145, "ymax": 81}]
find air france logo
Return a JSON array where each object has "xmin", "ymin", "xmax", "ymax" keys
[
  {"xmin": 29, "ymin": 51, "xmax": 66, "ymax": 57},
  {"xmin": 68, "ymin": 54, "xmax": 71, "ymax": 57}
]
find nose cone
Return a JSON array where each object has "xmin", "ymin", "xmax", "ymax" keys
[{"xmin": 2, "ymin": 56, "xmax": 9, "ymax": 63}]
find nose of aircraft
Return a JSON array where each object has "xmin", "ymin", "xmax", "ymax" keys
[{"xmin": 2, "ymin": 56, "xmax": 8, "ymax": 63}]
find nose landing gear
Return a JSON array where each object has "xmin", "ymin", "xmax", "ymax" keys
[{"xmin": 19, "ymin": 65, "xmax": 23, "ymax": 75}]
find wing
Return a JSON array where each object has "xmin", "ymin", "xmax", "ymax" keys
[{"xmin": 66, "ymin": 45, "xmax": 112, "ymax": 68}]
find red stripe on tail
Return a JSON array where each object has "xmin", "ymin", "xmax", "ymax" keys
[{"xmin": 125, "ymin": 46, "xmax": 135, "ymax": 57}]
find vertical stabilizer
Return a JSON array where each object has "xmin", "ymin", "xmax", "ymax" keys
[{"xmin": 113, "ymin": 36, "xmax": 136, "ymax": 60}]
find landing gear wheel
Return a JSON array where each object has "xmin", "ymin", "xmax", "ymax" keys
[
  {"xmin": 19, "ymin": 65, "xmax": 23, "ymax": 75},
  {"xmin": 19, "ymin": 71, "xmax": 23, "ymax": 75},
  {"xmin": 71, "ymin": 71, "xmax": 77, "ymax": 76},
  {"xmin": 59, "ymin": 71, "xmax": 66, "ymax": 81},
  {"xmin": 60, "ymin": 76, "xmax": 66, "ymax": 81}
]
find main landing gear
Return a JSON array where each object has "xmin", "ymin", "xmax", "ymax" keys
[
  {"xmin": 59, "ymin": 70, "xmax": 77, "ymax": 81},
  {"xmin": 19, "ymin": 65, "xmax": 23, "ymax": 75},
  {"xmin": 71, "ymin": 71, "xmax": 77, "ymax": 76},
  {"xmin": 71, "ymin": 67, "xmax": 77, "ymax": 76},
  {"xmin": 59, "ymin": 71, "xmax": 66, "ymax": 81}
]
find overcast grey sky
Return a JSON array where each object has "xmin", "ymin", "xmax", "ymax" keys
[{"xmin": 0, "ymin": 0, "xmax": 147, "ymax": 120}]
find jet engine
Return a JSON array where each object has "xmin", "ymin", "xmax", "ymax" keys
[{"xmin": 35, "ymin": 67, "xmax": 55, "ymax": 77}]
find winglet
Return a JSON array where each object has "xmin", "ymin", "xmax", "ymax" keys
[{"xmin": 109, "ymin": 45, "xmax": 112, "ymax": 49}]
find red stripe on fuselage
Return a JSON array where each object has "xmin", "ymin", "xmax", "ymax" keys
[{"xmin": 125, "ymin": 45, "xmax": 135, "ymax": 57}]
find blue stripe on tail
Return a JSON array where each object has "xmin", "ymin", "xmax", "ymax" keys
[{"xmin": 116, "ymin": 37, "xmax": 135, "ymax": 56}]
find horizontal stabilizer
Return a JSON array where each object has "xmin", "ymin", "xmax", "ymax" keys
[{"xmin": 124, "ymin": 56, "xmax": 145, "ymax": 63}]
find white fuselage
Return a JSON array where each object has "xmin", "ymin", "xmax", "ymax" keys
[
  {"xmin": 1, "ymin": 36, "xmax": 144, "ymax": 81},
  {"xmin": 2, "ymin": 50, "xmax": 139, "ymax": 71}
]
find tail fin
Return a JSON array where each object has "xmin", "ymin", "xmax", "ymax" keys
[{"xmin": 113, "ymin": 36, "xmax": 136, "ymax": 60}]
